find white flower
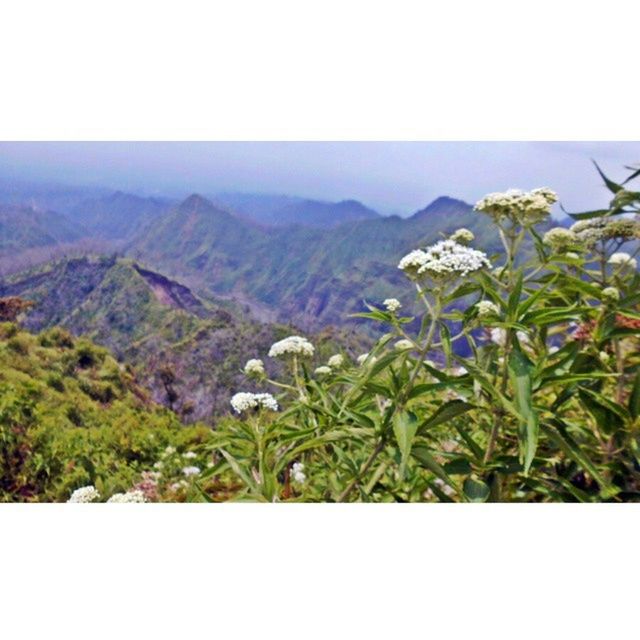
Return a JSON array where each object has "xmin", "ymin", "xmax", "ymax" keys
[
  {"xmin": 475, "ymin": 300, "xmax": 500, "ymax": 319},
  {"xmin": 183, "ymin": 451, "xmax": 197, "ymax": 459},
  {"xmin": 395, "ymin": 339, "xmax": 414, "ymax": 350},
  {"xmin": 314, "ymin": 365, "xmax": 332, "ymax": 375},
  {"xmin": 548, "ymin": 346, "xmax": 559, "ymax": 354},
  {"xmin": 475, "ymin": 188, "xmax": 557, "ymax": 225},
  {"xmin": 106, "ymin": 490, "xmax": 146, "ymax": 503},
  {"xmin": 602, "ymin": 286, "xmax": 620, "ymax": 303},
  {"xmin": 398, "ymin": 239, "xmax": 491, "ymax": 280},
  {"xmin": 153, "ymin": 461, "xmax": 164, "ymax": 470},
  {"xmin": 383, "ymin": 298, "xmax": 402, "ymax": 312},
  {"xmin": 182, "ymin": 466, "xmax": 201, "ymax": 477},
  {"xmin": 452, "ymin": 366, "xmax": 468, "ymax": 377},
  {"xmin": 164, "ymin": 446, "xmax": 176, "ymax": 456},
  {"xmin": 327, "ymin": 354, "xmax": 344, "ymax": 368},
  {"xmin": 565, "ymin": 252, "xmax": 580, "ymax": 260},
  {"xmin": 450, "ymin": 228, "xmax": 474, "ymax": 244},
  {"xmin": 543, "ymin": 227, "xmax": 577, "ymax": 251},
  {"xmin": 67, "ymin": 485, "xmax": 101, "ymax": 503},
  {"xmin": 571, "ymin": 219, "xmax": 640, "ymax": 248},
  {"xmin": 268, "ymin": 335, "xmax": 314, "ymax": 358},
  {"xmin": 489, "ymin": 328, "xmax": 529, "ymax": 346},
  {"xmin": 609, "ymin": 252, "xmax": 637, "ymax": 269},
  {"xmin": 170, "ymin": 481, "xmax": 188, "ymax": 491},
  {"xmin": 230, "ymin": 392, "xmax": 279, "ymax": 413},
  {"xmin": 291, "ymin": 462, "xmax": 306, "ymax": 485},
  {"xmin": 244, "ymin": 358, "xmax": 265, "ymax": 377}
]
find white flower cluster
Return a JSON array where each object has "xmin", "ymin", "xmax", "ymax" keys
[
  {"xmin": 398, "ymin": 239, "xmax": 491, "ymax": 280},
  {"xmin": 450, "ymin": 228, "xmax": 474, "ymax": 244},
  {"xmin": 475, "ymin": 300, "xmax": 500, "ymax": 319},
  {"xmin": 183, "ymin": 451, "xmax": 197, "ymax": 459},
  {"xmin": 314, "ymin": 365, "xmax": 332, "ymax": 376},
  {"xmin": 291, "ymin": 462, "xmax": 306, "ymax": 485},
  {"xmin": 357, "ymin": 353, "xmax": 376, "ymax": 366},
  {"xmin": 395, "ymin": 339, "xmax": 414, "ymax": 350},
  {"xmin": 474, "ymin": 187, "xmax": 557, "ymax": 225},
  {"xmin": 543, "ymin": 227, "xmax": 577, "ymax": 251},
  {"xmin": 570, "ymin": 218, "xmax": 640, "ymax": 248},
  {"xmin": 490, "ymin": 328, "xmax": 530, "ymax": 347},
  {"xmin": 268, "ymin": 335, "xmax": 315, "ymax": 358},
  {"xmin": 327, "ymin": 354, "xmax": 344, "ymax": 368},
  {"xmin": 609, "ymin": 252, "xmax": 637, "ymax": 269},
  {"xmin": 601, "ymin": 286, "xmax": 620, "ymax": 303},
  {"xmin": 230, "ymin": 392, "xmax": 279, "ymax": 413},
  {"xmin": 182, "ymin": 466, "xmax": 201, "ymax": 477},
  {"xmin": 383, "ymin": 298, "xmax": 402, "ymax": 312},
  {"xmin": 107, "ymin": 490, "xmax": 146, "ymax": 503},
  {"xmin": 244, "ymin": 358, "xmax": 265, "ymax": 377},
  {"xmin": 67, "ymin": 485, "xmax": 101, "ymax": 503}
]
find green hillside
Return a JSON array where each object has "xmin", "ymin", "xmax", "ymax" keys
[{"xmin": 0, "ymin": 322, "xmax": 210, "ymax": 502}]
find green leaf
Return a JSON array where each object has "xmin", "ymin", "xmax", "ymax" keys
[
  {"xmin": 578, "ymin": 388, "xmax": 628, "ymax": 435},
  {"xmin": 393, "ymin": 410, "xmax": 419, "ymax": 479},
  {"xmin": 463, "ymin": 477, "xmax": 490, "ymax": 502},
  {"xmin": 593, "ymin": 160, "xmax": 623, "ymax": 194},
  {"xmin": 417, "ymin": 399, "xmax": 475, "ymax": 435},
  {"xmin": 508, "ymin": 345, "xmax": 538, "ymax": 474},
  {"xmin": 412, "ymin": 446, "xmax": 458, "ymax": 496}
]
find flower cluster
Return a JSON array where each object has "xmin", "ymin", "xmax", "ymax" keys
[
  {"xmin": 182, "ymin": 466, "xmax": 201, "ymax": 477},
  {"xmin": 570, "ymin": 218, "xmax": 640, "ymax": 247},
  {"xmin": 327, "ymin": 354, "xmax": 344, "ymax": 368},
  {"xmin": 398, "ymin": 239, "xmax": 491, "ymax": 280},
  {"xmin": 383, "ymin": 298, "xmax": 402, "ymax": 313},
  {"xmin": 543, "ymin": 227, "xmax": 577, "ymax": 252},
  {"xmin": 475, "ymin": 300, "xmax": 500, "ymax": 319},
  {"xmin": 609, "ymin": 252, "xmax": 637, "ymax": 269},
  {"xmin": 357, "ymin": 353, "xmax": 376, "ymax": 366},
  {"xmin": 314, "ymin": 365, "xmax": 332, "ymax": 376},
  {"xmin": 395, "ymin": 339, "xmax": 414, "ymax": 350},
  {"xmin": 601, "ymin": 286, "xmax": 620, "ymax": 303},
  {"xmin": 489, "ymin": 328, "xmax": 529, "ymax": 347},
  {"xmin": 67, "ymin": 485, "xmax": 101, "ymax": 503},
  {"xmin": 244, "ymin": 358, "xmax": 265, "ymax": 377},
  {"xmin": 230, "ymin": 392, "xmax": 279, "ymax": 413},
  {"xmin": 450, "ymin": 228, "xmax": 474, "ymax": 244},
  {"xmin": 474, "ymin": 188, "xmax": 557, "ymax": 225},
  {"xmin": 107, "ymin": 490, "xmax": 146, "ymax": 503},
  {"xmin": 291, "ymin": 462, "xmax": 306, "ymax": 485},
  {"xmin": 268, "ymin": 336, "xmax": 314, "ymax": 358},
  {"xmin": 132, "ymin": 471, "xmax": 161, "ymax": 501},
  {"xmin": 183, "ymin": 451, "xmax": 197, "ymax": 459}
]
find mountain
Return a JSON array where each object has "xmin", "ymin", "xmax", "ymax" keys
[
  {"xmin": 128, "ymin": 193, "xmax": 500, "ymax": 330},
  {"xmin": 0, "ymin": 204, "xmax": 86, "ymax": 258},
  {"xmin": 213, "ymin": 192, "xmax": 380, "ymax": 227},
  {"xmin": 1, "ymin": 254, "xmax": 369, "ymax": 420},
  {"xmin": 68, "ymin": 191, "xmax": 173, "ymax": 240}
]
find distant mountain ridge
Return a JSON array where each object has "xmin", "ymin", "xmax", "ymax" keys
[{"xmin": 213, "ymin": 192, "xmax": 380, "ymax": 227}]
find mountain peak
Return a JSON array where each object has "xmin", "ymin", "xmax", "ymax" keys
[
  {"xmin": 411, "ymin": 196, "xmax": 472, "ymax": 220},
  {"xmin": 179, "ymin": 193, "xmax": 213, "ymax": 212}
]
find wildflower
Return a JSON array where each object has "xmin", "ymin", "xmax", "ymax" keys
[
  {"xmin": 489, "ymin": 328, "xmax": 529, "ymax": 347},
  {"xmin": 133, "ymin": 472, "xmax": 160, "ymax": 502},
  {"xmin": 153, "ymin": 461, "xmax": 164, "ymax": 470},
  {"xmin": 398, "ymin": 239, "xmax": 491, "ymax": 281},
  {"xmin": 383, "ymin": 298, "xmax": 402, "ymax": 313},
  {"xmin": 291, "ymin": 462, "xmax": 306, "ymax": 485},
  {"xmin": 170, "ymin": 481, "xmax": 188, "ymax": 491},
  {"xmin": 565, "ymin": 252, "xmax": 580, "ymax": 260},
  {"xmin": 543, "ymin": 227, "xmax": 577, "ymax": 251},
  {"xmin": 107, "ymin": 490, "xmax": 146, "ymax": 503},
  {"xmin": 327, "ymin": 354, "xmax": 344, "ymax": 368},
  {"xmin": 230, "ymin": 392, "xmax": 279, "ymax": 413},
  {"xmin": 164, "ymin": 446, "xmax": 176, "ymax": 456},
  {"xmin": 268, "ymin": 336, "xmax": 314, "ymax": 358},
  {"xmin": 183, "ymin": 451, "xmax": 197, "ymax": 459},
  {"xmin": 599, "ymin": 351, "xmax": 612, "ymax": 364},
  {"xmin": 314, "ymin": 365, "xmax": 332, "ymax": 376},
  {"xmin": 395, "ymin": 339, "xmax": 414, "ymax": 350},
  {"xmin": 571, "ymin": 219, "xmax": 640, "ymax": 247},
  {"xmin": 67, "ymin": 485, "xmax": 101, "ymax": 503},
  {"xmin": 601, "ymin": 287, "xmax": 620, "ymax": 303},
  {"xmin": 548, "ymin": 346, "xmax": 559, "ymax": 354},
  {"xmin": 450, "ymin": 228, "xmax": 474, "ymax": 244},
  {"xmin": 475, "ymin": 300, "xmax": 500, "ymax": 319},
  {"xmin": 182, "ymin": 466, "xmax": 201, "ymax": 477},
  {"xmin": 357, "ymin": 353, "xmax": 375, "ymax": 366},
  {"xmin": 452, "ymin": 366, "xmax": 468, "ymax": 376},
  {"xmin": 474, "ymin": 188, "xmax": 557, "ymax": 225},
  {"xmin": 609, "ymin": 252, "xmax": 637, "ymax": 269},
  {"xmin": 244, "ymin": 358, "xmax": 265, "ymax": 377}
]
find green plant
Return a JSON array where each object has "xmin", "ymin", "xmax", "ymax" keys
[{"xmin": 202, "ymin": 166, "xmax": 640, "ymax": 502}]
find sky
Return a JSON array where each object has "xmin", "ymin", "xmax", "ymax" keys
[{"xmin": 1, "ymin": 141, "xmax": 638, "ymax": 216}]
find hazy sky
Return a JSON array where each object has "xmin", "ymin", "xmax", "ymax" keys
[{"xmin": 1, "ymin": 141, "xmax": 638, "ymax": 215}]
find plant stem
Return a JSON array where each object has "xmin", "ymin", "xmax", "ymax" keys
[{"xmin": 337, "ymin": 437, "xmax": 387, "ymax": 502}]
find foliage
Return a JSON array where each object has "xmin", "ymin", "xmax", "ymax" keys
[{"xmin": 202, "ymin": 167, "xmax": 640, "ymax": 502}]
